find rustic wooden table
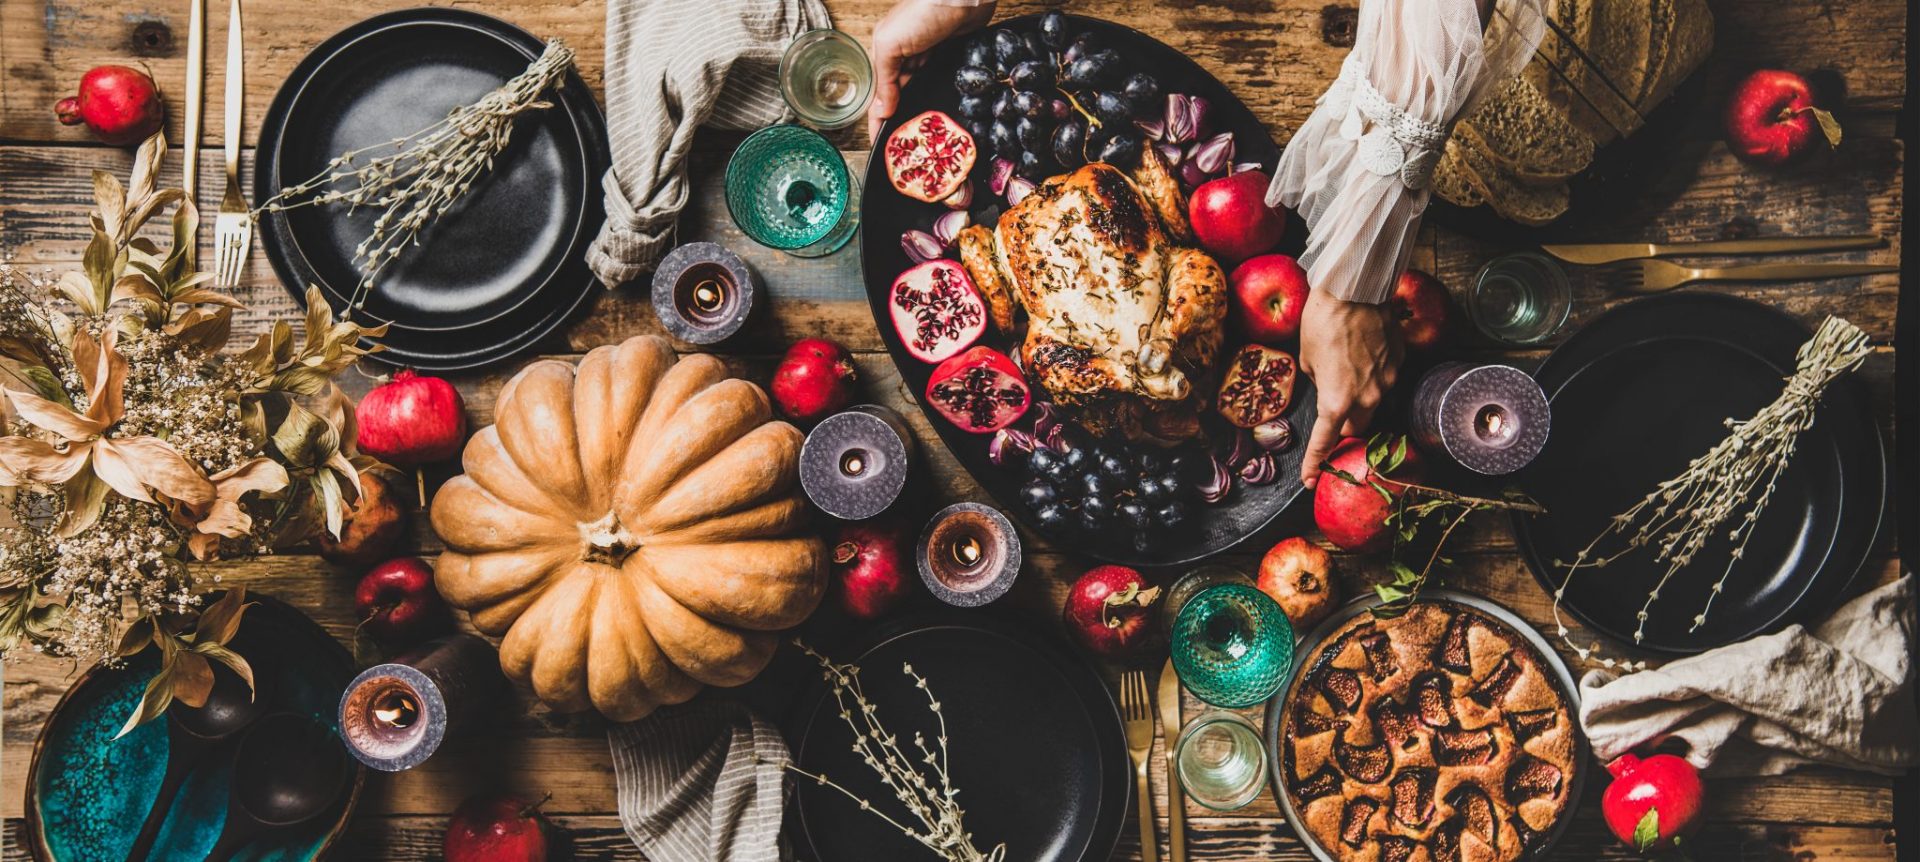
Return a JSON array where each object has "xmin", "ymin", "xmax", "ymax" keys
[{"xmin": 0, "ymin": 0, "xmax": 1908, "ymax": 858}]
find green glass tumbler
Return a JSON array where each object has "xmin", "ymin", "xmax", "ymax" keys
[
  {"xmin": 724, "ymin": 124, "xmax": 859, "ymax": 258},
  {"xmin": 1169, "ymin": 583, "xmax": 1294, "ymax": 708}
]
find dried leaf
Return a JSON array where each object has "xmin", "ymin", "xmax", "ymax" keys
[
  {"xmin": 116, "ymin": 664, "xmax": 176, "ymax": 738},
  {"xmin": 1812, "ymin": 108, "xmax": 1843, "ymax": 149},
  {"xmin": 304, "ymin": 287, "xmax": 333, "ymax": 355},
  {"xmin": 13, "ymin": 365, "xmax": 70, "ymax": 406},
  {"xmin": 81, "ymin": 227, "xmax": 115, "ymax": 314},
  {"xmin": 70, "ymin": 330, "xmax": 128, "ymax": 428},
  {"xmin": 193, "ymin": 587, "xmax": 251, "ymax": 645},
  {"xmin": 57, "ymin": 472, "xmax": 110, "ymax": 537},
  {"xmin": 312, "ymin": 468, "xmax": 346, "ymax": 539},
  {"xmin": 0, "ymin": 437, "xmax": 90, "ymax": 485},
  {"xmin": 91, "ymin": 436, "xmax": 215, "ymax": 508},
  {"xmin": 271, "ymin": 401, "xmax": 337, "ymax": 469},
  {"xmin": 114, "ymin": 616, "xmax": 157, "ymax": 658},
  {"xmin": 52, "ymin": 271, "xmax": 96, "ymax": 312},
  {"xmin": 171, "ymin": 649, "xmax": 215, "ymax": 708},
  {"xmin": 194, "ymin": 642, "xmax": 256, "ymax": 700},
  {"xmin": 123, "ymin": 188, "xmax": 186, "ymax": 240},
  {"xmin": 128, "ymin": 132, "xmax": 166, "ymax": 204},
  {"xmin": 93, "ymin": 169, "xmax": 127, "ymax": 241},
  {"xmin": 2, "ymin": 386, "xmax": 103, "ymax": 442},
  {"xmin": 169, "ymin": 306, "xmax": 234, "ymax": 353},
  {"xmin": 170, "ymin": 287, "xmax": 246, "ymax": 308},
  {"xmin": 319, "ymin": 384, "xmax": 361, "ymax": 458}
]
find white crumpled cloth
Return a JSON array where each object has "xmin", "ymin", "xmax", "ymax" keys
[
  {"xmin": 1579, "ymin": 575, "xmax": 1918, "ymax": 777},
  {"xmin": 1267, "ymin": 0, "xmax": 1544, "ymax": 303}
]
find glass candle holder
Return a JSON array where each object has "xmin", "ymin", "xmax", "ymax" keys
[
  {"xmin": 1469, "ymin": 252, "xmax": 1572, "ymax": 345},
  {"xmin": 779, "ymin": 29, "xmax": 873, "ymax": 130},
  {"xmin": 1408, "ymin": 361, "xmax": 1551, "ymax": 475},
  {"xmin": 724, "ymin": 124, "xmax": 859, "ymax": 258},
  {"xmin": 650, "ymin": 242, "xmax": 757, "ymax": 344},
  {"xmin": 1169, "ymin": 583, "xmax": 1293, "ymax": 708},
  {"xmin": 1175, "ymin": 711, "xmax": 1269, "ymax": 811},
  {"xmin": 800, "ymin": 405, "xmax": 916, "ymax": 520},
  {"xmin": 1161, "ymin": 565, "xmax": 1254, "ymax": 639},
  {"xmin": 917, "ymin": 502, "xmax": 1020, "ymax": 607},
  {"xmin": 338, "ymin": 634, "xmax": 504, "ymax": 772}
]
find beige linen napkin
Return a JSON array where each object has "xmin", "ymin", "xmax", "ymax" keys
[
  {"xmin": 609, "ymin": 699, "xmax": 793, "ymax": 862},
  {"xmin": 1578, "ymin": 574, "xmax": 1916, "ymax": 776},
  {"xmin": 587, "ymin": 0, "xmax": 831, "ymax": 287}
]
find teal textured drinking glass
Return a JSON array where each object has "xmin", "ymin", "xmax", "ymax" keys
[
  {"xmin": 724, "ymin": 124, "xmax": 859, "ymax": 258},
  {"xmin": 1170, "ymin": 583, "xmax": 1294, "ymax": 708}
]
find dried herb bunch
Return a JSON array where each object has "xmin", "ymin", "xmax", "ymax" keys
[
  {"xmin": 779, "ymin": 642, "xmax": 1005, "ymax": 862},
  {"xmin": 1549, "ymin": 316, "xmax": 1872, "ymax": 669},
  {"xmin": 254, "ymin": 39, "xmax": 576, "ymax": 316},
  {"xmin": 1323, "ymin": 433, "xmax": 1545, "ymax": 617},
  {"xmin": 0, "ymin": 132, "xmax": 386, "ymax": 729}
]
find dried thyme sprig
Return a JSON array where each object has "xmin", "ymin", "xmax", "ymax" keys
[
  {"xmin": 1549, "ymin": 316, "xmax": 1873, "ymax": 669},
  {"xmin": 254, "ymin": 40, "xmax": 575, "ymax": 318}
]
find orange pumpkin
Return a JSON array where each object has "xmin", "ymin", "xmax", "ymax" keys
[{"xmin": 430, "ymin": 336, "xmax": 825, "ymax": 720}]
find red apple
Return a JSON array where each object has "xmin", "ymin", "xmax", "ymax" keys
[
  {"xmin": 1724, "ymin": 69, "xmax": 1841, "ymax": 167},
  {"xmin": 357, "ymin": 557, "xmax": 453, "ymax": 644},
  {"xmin": 1062, "ymin": 565, "xmax": 1161, "ymax": 658},
  {"xmin": 1601, "ymin": 753, "xmax": 1705, "ymax": 853},
  {"xmin": 1313, "ymin": 436, "xmax": 1422, "ymax": 553},
  {"xmin": 771, "ymin": 338, "xmax": 859, "ymax": 425},
  {"xmin": 1256, "ymin": 537, "xmax": 1340, "ymax": 631},
  {"xmin": 444, "ymin": 793, "xmax": 557, "ymax": 862},
  {"xmin": 830, "ymin": 519, "xmax": 913, "ymax": 620},
  {"xmin": 1230, "ymin": 254, "xmax": 1311, "ymax": 345},
  {"xmin": 1390, "ymin": 269, "xmax": 1450, "ymax": 352},
  {"xmin": 1188, "ymin": 170, "xmax": 1287, "ymax": 264}
]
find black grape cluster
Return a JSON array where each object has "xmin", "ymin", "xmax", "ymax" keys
[{"xmin": 1013, "ymin": 439, "xmax": 1204, "ymax": 556}]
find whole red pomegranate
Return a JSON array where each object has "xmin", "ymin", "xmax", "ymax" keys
[
  {"xmin": 1188, "ymin": 170, "xmax": 1286, "ymax": 264},
  {"xmin": 1313, "ymin": 436, "xmax": 1422, "ymax": 553},
  {"xmin": 444, "ymin": 793, "xmax": 557, "ymax": 862},
  {"xmin": 1724, "ymin": 69, "xmax": 1840, "ymax": 167},
  {"xmin": 1256, "ymin": 537, "xmax": 1340, "ymax": 631},
  {"xmin": 356, "ymin": 557, "xmax": 452, "ymax": 644},
  {"xmin": 357, "ymin": 369, "xmax": 467, "ymax": 467},
  {"xmin": 1601, "ymin": 753, "xmax": 1705, "ymax": 853},
  {"xmin": 55, "ymin": 65, "xmax": 165, "ymax": 146},
  {"xmin": 1062, "ymin": 565, "xmax": 1161, "ymax": 658},
  {"xmin": 771, "ymin": 338, "xmax": 858, "ymax": 425},
  {"xmin": 830, "ymin": 519, "xmax": 913, "ymax": 620}
]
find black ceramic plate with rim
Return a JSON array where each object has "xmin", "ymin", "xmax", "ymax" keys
[
  {"xmin": 786, "ymin": 614, "xmax": 1128, "ymax": 862},
  {"xmin": 1511, "ymin": 293, "xmax": 1885, "ymax": 654},
  {"xmin": 861, "ymin": 14, "xmax": 1317, "ymax": 568},
  {"xmin": 256, "ymin": 8, "xmax": 608, "ymax": 370}
]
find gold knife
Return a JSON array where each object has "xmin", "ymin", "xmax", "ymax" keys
[
  {"xmin": 183, "ymin": 0, "xmax": 206, "ymax": 203},
  {"xmin": 1157, "ymin": 658, "xmax": 1186, "ymax": 862},
  {"xmin": 1540, "ymin": 234, "xmax": 1882, "ymax": 266}
]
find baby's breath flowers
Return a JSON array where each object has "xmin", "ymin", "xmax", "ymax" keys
[
  {"xmin": 0, "ymin": 131, "xmax": 385, "ymax": 731},
  {"xmin": 255, "ymin": 40, "xmax": 576, "ymax": 317},
  {"xmin": 777, "ymin": 641, "xmax": 1005, "ymax": 862},
  {"xmin": 1549, "ymin": 316, "xmax": 1872, "ymax": 669}
]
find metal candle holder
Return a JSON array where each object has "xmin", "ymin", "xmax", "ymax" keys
[
  {"xmin": 917, "ymin": 502, "xmax": 1021, "ymax": 607},
  {"xmin": 800, "ymin": 405, "xmax": 916, "ymax": 520},
  {"xmin": 337, "ymin": 634, "xmax": 505, "ymax": 772},
  {"xmin": 1408, "ymin": 361, "xmax": 1551, "ymax": 475},
  {"xmin": 650, "ymin": 242, "xmax": 758, "ymax": 344}
]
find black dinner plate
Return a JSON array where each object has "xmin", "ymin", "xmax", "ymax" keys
[
  {"xmin": 861, "ymin": 14, "xmax": 1317, "ymax": 568},
  {"xmin": 256, "ymin": 9, "xmax": 608, "ymax": 369},
  {"xmin": 1512, "ymin": 293, "xmax": 1885, "ymax": 654},
  {"xmin": 787, "ymin": 616, "xmax": 1129, "ymax": 862}
]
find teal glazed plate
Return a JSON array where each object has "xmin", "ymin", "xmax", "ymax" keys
[{"xmin": 23, "ymin": 593, "xmax": 364, "ymax": 861}]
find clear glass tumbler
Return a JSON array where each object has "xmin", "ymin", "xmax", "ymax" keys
[
  {"xmin": 1468, "ymin": 252, "xmax": 1573, "ymax": 345},
  {"xmin": 1175, "ymin": 710, "xmax": 1269, "ymax": 810},
  {"xmin": 724, "ymin": 124, "xmax": 859, "ymax": 258},
  {"xmin": 1169, "ymin": 582, "xmax": 1294, "ymax": 709},
  {"xmin": 780, "ymin": 29, "xmax": 873, "ymax": 130}
]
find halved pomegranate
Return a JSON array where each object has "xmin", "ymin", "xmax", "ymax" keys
[
  {"xmin": 925, "ymin": 346, "xmax": 1031, "ymax": 434},
  {"xmin": 884, "ymin": 110, "xmax": 978, "ymax": 203},
  {"xmin": 1215, "ymin": 344, "xmax": 1296, "ymax": 428},
  {"xmin": 890, "ymin": 259, "xmax": 988, "ymax": 363}
]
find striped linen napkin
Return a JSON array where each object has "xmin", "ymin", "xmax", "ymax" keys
[
  {"xmin": 586, "ymin": 0, "xmax": 831, "ymax": 287},
  {"xmin": 609, "ymin": 699, "xmax": 794, "ymax": 861}
]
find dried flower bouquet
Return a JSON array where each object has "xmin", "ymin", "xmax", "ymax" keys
[{"xmin": 0, "ymin": 132, "xmax": 386, "ymax": 731}]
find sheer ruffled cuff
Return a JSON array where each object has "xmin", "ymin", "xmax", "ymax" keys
[{"xmin": 1267, "ymin": 0, "xmax": 1544, "ymax": 304}]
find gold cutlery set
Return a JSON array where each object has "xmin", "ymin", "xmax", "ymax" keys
[
  {"xmin": 1540, "ymin": 234, "xmax": 1893, "ymax": 293},
  {"xmin": 182, "ymin": 0, "xmax": 253, "ymax": 285},
  {"xmin": 1120, "ymin": 661, "xmax": 1194, "ymax": 862}
]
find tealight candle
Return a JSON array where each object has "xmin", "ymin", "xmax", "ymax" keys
[
  {"xmin": 917, "ymin": 502, "xmax": 1021, "ymax": 607},
  {"xmin": 650, "ymin": 242, "xmax": 758, "ymax": 344},
  {"xmin": 799, "ymin": 405, "xmax": 916, "ymax": 520},
  {"xmin": 1409, "ymin": 362, "xmax": 1551, "ymax": 476},
  {"xmin": 338, "ymin": 634, "xmax": 505, "ymax": 772}
]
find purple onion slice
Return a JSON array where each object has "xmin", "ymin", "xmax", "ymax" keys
[
  {"xmin": 901, "ymin": 229, "xmax": 944, "ymax": 263},
  {"xmin": 932, "ymin": 209, "xmax": 971, "ymax": 246}
]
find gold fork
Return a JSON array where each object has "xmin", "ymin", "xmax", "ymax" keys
[
  {"xmin": 1120, "ymin": 669, "xmax": 1159, "ymax": 862},
  {"xmin": 212, "ymin": 0, "xmax": 251, "ymax": 287},
  {"xmin": 1615, "ymin": 258, "xmax": 1897, "ymax": 295}
]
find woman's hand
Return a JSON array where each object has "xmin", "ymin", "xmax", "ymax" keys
[
  {"xmin": 867, "ymin": 0, "xmax": 997, "ymax": 141},
  {"xmin": 1297, "ymin": 290, "xmax": 1402, "ymax": 488}
]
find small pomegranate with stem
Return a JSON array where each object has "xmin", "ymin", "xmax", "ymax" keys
[
  {"xmin": 883, "ymin": 110, "xmax": 978, "ymax": 203},
  {"xmin": 357, "ymin": 369, "xmax": 467, "ymax": 503},
  {"xmin": 890, "ymin": 259, "xmax": 989, "ymax": 364},
  {"xmin": 924, "ymin": 346, "xmax": 1031, "ymax": 434},
  {"xmin": 771, "ymin": 338, "xmax": 859, "ymax": 425},
  {"xmin": 1255, "ymin": 536, "xmax": 1340, "ymax": 631},
  {"xmin": 55, "ymin": 65, "xmax": 166, "ymax": 146},
  {"xmin": 1602, "ymin": 752, "xmax": 1705, "ymax": 853},
  {"xmin": 829, "ymin": 518, "xmax": 914, "ymax": 620}
]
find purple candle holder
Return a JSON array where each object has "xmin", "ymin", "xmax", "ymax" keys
[
  {"xmin": 338, "ymin": 634, "xmax": 505, "ymax": 772},
  {"xmin": 917, "ymin": 502, "xmax": 1021, "ymax": 607},
  {"xmin": 650, "ymin": 242, "xmax": 757, "ymax": 344},
  {"xmin": 800, "ymin": 405, "xmax": 916, "ymax": 520},
  {"xmin": 1409, "ymin": 362, "xmax": 1551, "ymax": 475}
]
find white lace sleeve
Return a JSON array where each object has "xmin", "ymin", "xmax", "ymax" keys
[{"xmin": 1267, "ymin": 0, "xmax": 1545, "ymax": 304}]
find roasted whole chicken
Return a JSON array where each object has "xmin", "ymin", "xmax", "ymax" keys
[{"xmin": 957, "ymin": 149, "xmax": 1227, "ymax": 442}]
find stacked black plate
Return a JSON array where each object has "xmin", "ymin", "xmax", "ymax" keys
[{"xmin": 256, "ymin": 9, "xmax": 610, "ymax": 371}]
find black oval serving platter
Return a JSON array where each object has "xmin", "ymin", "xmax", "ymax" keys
[
  {"xmin": 861, "ymin": 14, "xmax": 1317, "ymax": 567},
  {"xmin": 256, "ymin": 8, "xmax": 609, "ymax": 370},
  {"xmin": 1512, "ymin": 293, "xmax": 1885, "ymax": 654}
]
